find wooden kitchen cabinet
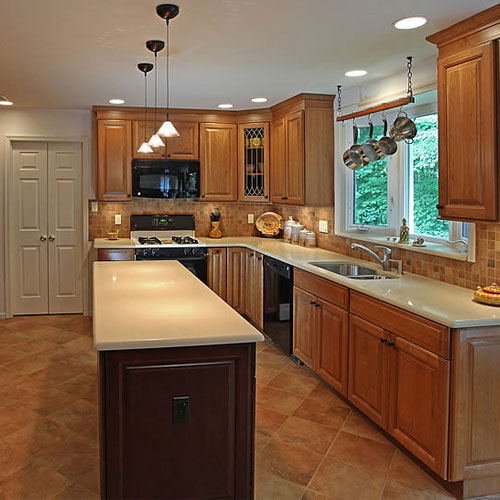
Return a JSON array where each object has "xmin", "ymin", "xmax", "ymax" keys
[
  {"xmin": 244, "ymin": 250, "xmax": 263, "ymax": 329},
  {"xmin": 100, "ymin": 343, "xmax": 256, "ymax": 499},
  {"xmin": 97, "ymin": 120, "xmax": 132, "ymax": 201},
  {"xmin": 270, "ymin": 94, "xmax": 334, "ymax": 206},
  {"xmin": 238, "ymin": 122, "xmax": 269, "ymax": 202},
  {"xmin": 132, "ymin": 121, "xmax": 165, "ymax": 159},
  {"xmin": 388, "ymin": 334, "xmax": 449, "ymax": 478},
  {"xmin": 293, "ymin": 269, "xmax": 349, "ymax": 396},
  {"xmin": 97, "ymin": 249, "xmax": 134, "ymax": 261},
  {"xmin": 200, "ymin": 123, "xmax": 238, "ymax": 201},
  {"xmin": 348, "ymin": 314, "xmax": 390, "ymax": 429},
  {"xmin": 227, "ymin": 248, "xmax": 246, "ymax": 313},
  {"xmin": 207, "ymin": 248, "xmax": 227, "ymax": 301},
  {"xmin": 427, "ymin": 8, "xmax": 500, "ymax": 221}
]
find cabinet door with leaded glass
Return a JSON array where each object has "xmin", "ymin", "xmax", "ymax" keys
[{"xmin": 238, "ymin": 122, "xmax": 269, "ymax": 202}]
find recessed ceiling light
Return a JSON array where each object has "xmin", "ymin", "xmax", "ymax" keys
[
  {"xmin": 251, "ymin": 97, "xmax": 268, "ymax": 103},
  {"xmin": 0, "ymin": 95, "xmax": 13, "ymax": 106},
  {"xmin": 345, "ymin": 70, "xmax": 367, "ymax": 77},
  {"xmin": 218, "ymin": 103, "xmax": 234, "ymax": 109},
  {"xmin": 393, "ymin": 16, "xmax": 427, "ymax": 30},
  {"xmin": 109, "ymin": 99, "xmax": 125, "ymax": 104}
]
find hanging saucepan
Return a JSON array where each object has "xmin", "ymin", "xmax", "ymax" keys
[
  {"xmin": 390, "ymin": 110, "xmax": 417, "ymax": 143},
  {"xmin": 362, "ymin": 116, "xmax": 383, "ymax": 162},
  {"xmin": 378, "ymin": 116, "xmax": 397, "ymax": 156},
  {"xmin": 348, "ymin": 122, "xmax": 370, "ymax": 168},
  {"xmin": 343, "ymin": 123, "xmax": 364, "ymax": 170}
]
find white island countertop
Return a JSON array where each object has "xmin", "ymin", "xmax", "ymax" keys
[
  {"xmin": 93, "ymin": 260, "xmax": 264, "ymax": 351},
  {"xmin": 93, "ymin": 236, "xmax": 500, "ymax": 329}
]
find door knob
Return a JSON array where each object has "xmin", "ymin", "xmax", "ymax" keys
[
  {"xmin": 48, "ymin": 235, "xmax": 55, "ymax": 241},
  {"xmin": 40, "ymin": 235, "xmax": 47, "ymax": 242}
]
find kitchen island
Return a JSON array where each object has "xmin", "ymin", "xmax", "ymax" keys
[{"xmin": 93, "ymin": 260, "xmax": 264, "ymax": 500}]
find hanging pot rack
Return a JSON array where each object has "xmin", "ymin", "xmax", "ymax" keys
[{"xmin": 336, "ymin": 56, "xmax": 415, "ymax": 122}]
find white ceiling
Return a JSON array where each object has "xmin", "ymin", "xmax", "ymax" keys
[{"xmin": 0, "ymin": 0, "xmax": 497, "ymax": 110}]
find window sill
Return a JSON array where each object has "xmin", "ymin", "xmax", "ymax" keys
[{"xmin": 336, "ymin": 231, "xmax": 468, "ymax": 262}]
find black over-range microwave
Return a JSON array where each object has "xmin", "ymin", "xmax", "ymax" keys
[{"xmin": 132, "ymin": 159, "xmax": 200, "ymax": 199}]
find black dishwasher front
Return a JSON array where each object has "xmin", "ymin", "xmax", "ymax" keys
[{"xmin": 263, "ymin": 256, "xmax": 293, "ymax": 355}]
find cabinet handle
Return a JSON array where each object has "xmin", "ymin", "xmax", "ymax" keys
[
  {"xmin": 257, "ymin": 257, "xmax": 263, "ymax": 261},
  {"xmin": 40, "ymin": 235, "xmax": 47, "ymax": 242},
  {"xmin": 202, "ymin": 194, "xmax": 205, "ymax": 198},
  {"xmin": 436, "ymin": 204, "xmax": 444, "ymax": 209},
  {"xmin": 310, "ymin": 301, "xmax": 316, "ymax": 306},
  {"xmin": 387, "ymin": 341, "xmax": 396, "ymax": 347},
  {"xmin": 314, "ymin": 303, "xmax": 320, "ymax": 308},
  {"xmin": 380, "ymin": 338, "xmax": 387, "ymax": 344}
]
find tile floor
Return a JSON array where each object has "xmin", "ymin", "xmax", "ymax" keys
[{"xmin": 0, "ymin": 315, "xmax": 456, "ymax": 499}]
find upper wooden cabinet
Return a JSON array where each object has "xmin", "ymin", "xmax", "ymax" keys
[
  {"xmin": 238, "ymin": 122, "xmax": 269, "ymax": 202},
  {"xmin": 427, "ymin": 7, "xmax": 500, "ymax": 221},
  {"xmin": 270, "ymin": 94, "xmax": 334, "ymax": 206},
  {"xmin": 97, "ymin": 119, "xmax": 132, "ymax": 201},
  {"xmin": 132, "ymin": 120, "xmax": 199, "ymax": 160},
  {"xmin": 200, "ymin": 123, "xmax": 238, "ymax": 201}
]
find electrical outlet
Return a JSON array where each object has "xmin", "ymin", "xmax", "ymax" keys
[
  {"xmin": 91, "ymin": 201, "xmax": 98, "ymax": 212},
  {"xmin": 115, "ymin": 214, "xmax": 122, "ymax": 225},
  {"xmin": 319, "ymin": 220, "xmax": 328, "ymax": 233},
  {"xmin": 248, "ymin": 214, "xmax": 254, "ymax": 224}
]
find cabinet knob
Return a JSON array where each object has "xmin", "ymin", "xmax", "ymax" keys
[
  {"xmin": 436, "ymin": 204, "xmax": 444, "ymax": 209},
  {"xmin": 310, "ymin": 301, "xmax": 316, "ymax": 306},
  {"xmin": 315, "ymin": 303, "xmax": 320, "ymax": 308},
  {"xmin": 202, "ymin": 194, "xmax": 205, "ymax": 198},
  {"xmin": 380, "ymin": 338, "xmax": 387, "ymax": 344},
  {"xmin": 387, "ymin": 341, "xmax": 396, "ymax": 347}
]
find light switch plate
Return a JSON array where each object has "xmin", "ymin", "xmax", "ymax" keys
[
  {"xmin": 115, "ymin": 214, "xmax": 122, "ymax": 225},
  {"xmin": 91, "ymin": 201, "xmax": 98, "ymax": 212},
  {"xmin": 319, "ymin": 220, "xmax": 328, "ymax": 233},
  {"xmin": 248, "ymin": 214, "xmax": 254, "ymax": 224}
]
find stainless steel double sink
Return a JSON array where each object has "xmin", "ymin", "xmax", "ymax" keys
[{"xmin": 308, "ymin": 261, "xmax": 398, "ymax": 280}]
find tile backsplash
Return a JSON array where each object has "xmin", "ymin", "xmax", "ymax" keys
[{"xmin": 89, "ymin": 200, "xmax": 500, "ymax": 291}]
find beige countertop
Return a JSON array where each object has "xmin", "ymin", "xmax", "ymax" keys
[
  {"xmin": 93, "ymin": 236, "xmax": 500, "ymax": 329},
  {"xmin": 93, "ymin": 260, "xmax": 264, "ymax": 351}
]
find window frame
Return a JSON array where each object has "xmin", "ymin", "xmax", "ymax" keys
[{"xmin": 335, "ymin": 96, "xmax": 475, "ymax": 262}]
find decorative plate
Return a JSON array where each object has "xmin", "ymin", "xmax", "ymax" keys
[
  {"xmin": 255, "ymin": 212, "xmax": 284, "ymax": 237},
  {"xmin": 474, "ymin": 282, "xmax": 500, "ymax": 306}
]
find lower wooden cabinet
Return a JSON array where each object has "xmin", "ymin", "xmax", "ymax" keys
[
  {"xmin": 227, "ymin": 248, "xmax": 246, "ymax": 313},
  {"xmin": 97, "ymin": 249, "xmax": 134, "ymax": 261},
  {"xmin": 207, "ymin": 248, "xmax": 227, "ymax": 301},
  {"xmin": 388, "ymin": 335, "xmax": 449, "ymax": 478},
  {"xmin": 99, "ymin": 343, "xmax": 256, "ymax": 499},
  {"xmin": 244, "ymin": 250, "xmax": 263, "ymax": 329},
  {"xmin": 348, "ymin": 312, "xmax": 449, "ymax": 477},
  {"xmin": 293, "ymin": 274, "xmax": 349, "ymax": 397},
  {"xmin": 348, "ymin": 315, "xmax": 390, "ymax": 429}
]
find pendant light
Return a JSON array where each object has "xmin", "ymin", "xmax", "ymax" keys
[
  {"xmin": 146, "ymin": 40, "xmax": 166, "ymax": 147},
  {"xmin": 156, "ymin": 4, "xmax": 180, "ymax": 138},
  {"xmin": 137, "ymin": 63, "xmax": 154, "ymax": 154}
]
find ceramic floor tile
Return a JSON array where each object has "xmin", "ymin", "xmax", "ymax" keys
[
  {"xmin": 0, "ymin": 366, "xmax": 24, "ymax": 388},
  {"xmin": 47, "ymin": 399, "xmax": 98, "ymax": 439},
  {"xmin": 66, "ymin": 335, "xmax": 94, "ymax": 352},
  {"xmin": 381, "ymin": 478, "xmax": 455, "ymax": 499},
  {"xmin": 28, "ymin": 362, "xmax": 84, "ymax": 384},
  {"xmin": 256, "ymin": 365, "xmax": 281, "ymax": 385},
  {"xmin": 257, "ymin": 351, "xmax": 293, "ymax": 371},
  {"xmin": 55, "ymin": 373, "xmax": 98, "ymax": 404},
  {"xmin": 328, "ymin": 431, "xmax": 395, "ymax": 474},
  {"xmin": 0, "ymin": 377, "xmax": 45, "ymax": 408},
  {"xmin": 281, "ymin": 361, "xmax": 317, "ymax": 380},
  {"xmin": 275, "ymin": 415, "xmax": 338, "ymax": 455},
  {"xmin": 0, "ymin": 404, "xmax": 39, "ymax": 439},
  {"xmin": 0, "ymin": 346, "xmax": 32, "ymax": 365},
  {"xmin": 0, "ymin": 439, "xmax": 34, "ymax": 481},
  {"xmin": 54, "ymin": 483, "xmax": 100, "ymax": 500},
  {"xmin": 342, "ymin": 410, "xmax": 391, "ymax": 444},
  {"xmin": 256, "ymin": 405, "xmax": 288, "ymax": 437},
  {"xmin": 0, "ymin": 462, "xmax": 72, "ymax": 500},
  {"xmin": 293, "ymin": 392, "xmax": 351, "ymax": 428},
  {"xmin": 309, "ymin": 457, "xmax": 386, "ymax": 500},
  {"xmin": 257, "ymin": 437, "xmax": 323, "ymax": 487},
  {"xmin": 19, "ymin": 388, "xmax": 78, "ymax": 417},
  {"xmin": 4, "ymin": 353, "xmax": 53, "ymax": 376},
  {"xmin": 301, "ymin": 489, "xmax": 335, "ymax": 500},
  {"xmin": 268, "ymin": 371, "xmax": 319, "ymax": 397},
  {"xmin": 255, "ymin": 462, "xmax": 306, "ymax": 500},
  {"xmin": 257, "ymin": 385, "xmax": 305, "ymax": 414}
]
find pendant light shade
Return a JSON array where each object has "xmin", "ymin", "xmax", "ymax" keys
[
  {"xmin": 137, "ymin": 62, "xmax": 154, "ymax": 154},
  {"xmin": 157, "ymin": 120, "xmax": 179, "ymax": 138},
  {"xmin": 156, "ymin": 4, "xmax": 180, "ymax": 138},
  {"xmin": 148, "ymin": 133, "xmax": 166, "ymax": 146}
]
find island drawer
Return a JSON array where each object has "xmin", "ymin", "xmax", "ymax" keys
[
  {"xmin": 295, "ymin": 269, "xmax": 349, "ymax": 309},
  {"xmin": 350, "ymin": 291, "xmax": 449, "ymax": 358}
]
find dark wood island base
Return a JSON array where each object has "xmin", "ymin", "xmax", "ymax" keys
[{"xmin": 99, "ymin": 343, "xmax": 256, "ymax": 500}]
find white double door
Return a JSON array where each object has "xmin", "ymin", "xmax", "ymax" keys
[{"xmin": 11, "ymin": 141, "xmax": 83, "ymax": 315}]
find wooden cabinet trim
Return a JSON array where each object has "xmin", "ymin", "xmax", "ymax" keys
[
  {"xmin": 350, "ymin": 291, "xmax": 449, "ymax": 358},
  {"xmin": 97, "ymin": 249, "xmax": 134, "ymax": 261},
  {"xmin": 207, "ymin": 248, "xmax": 227, "ymax": 301},
  {"xmin": 227, "ymin": 248, "xmax": 246, "ymax": 313},
  {"xmin": 294, "ymin": 269, "xmax": 349, "ymax": 310}
]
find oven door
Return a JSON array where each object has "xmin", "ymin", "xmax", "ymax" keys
[
  {"xmin": 135, "ymin": 251, "xmax": 207, "ymax": 284},
  {"xmin": 132, "ymin": 160, "xmax": 200, "ymax": 199}
]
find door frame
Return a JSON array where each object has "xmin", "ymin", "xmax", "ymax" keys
[{"xmin": 3, "ymin": 135, "xmax": 90, "ymax": 318}]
